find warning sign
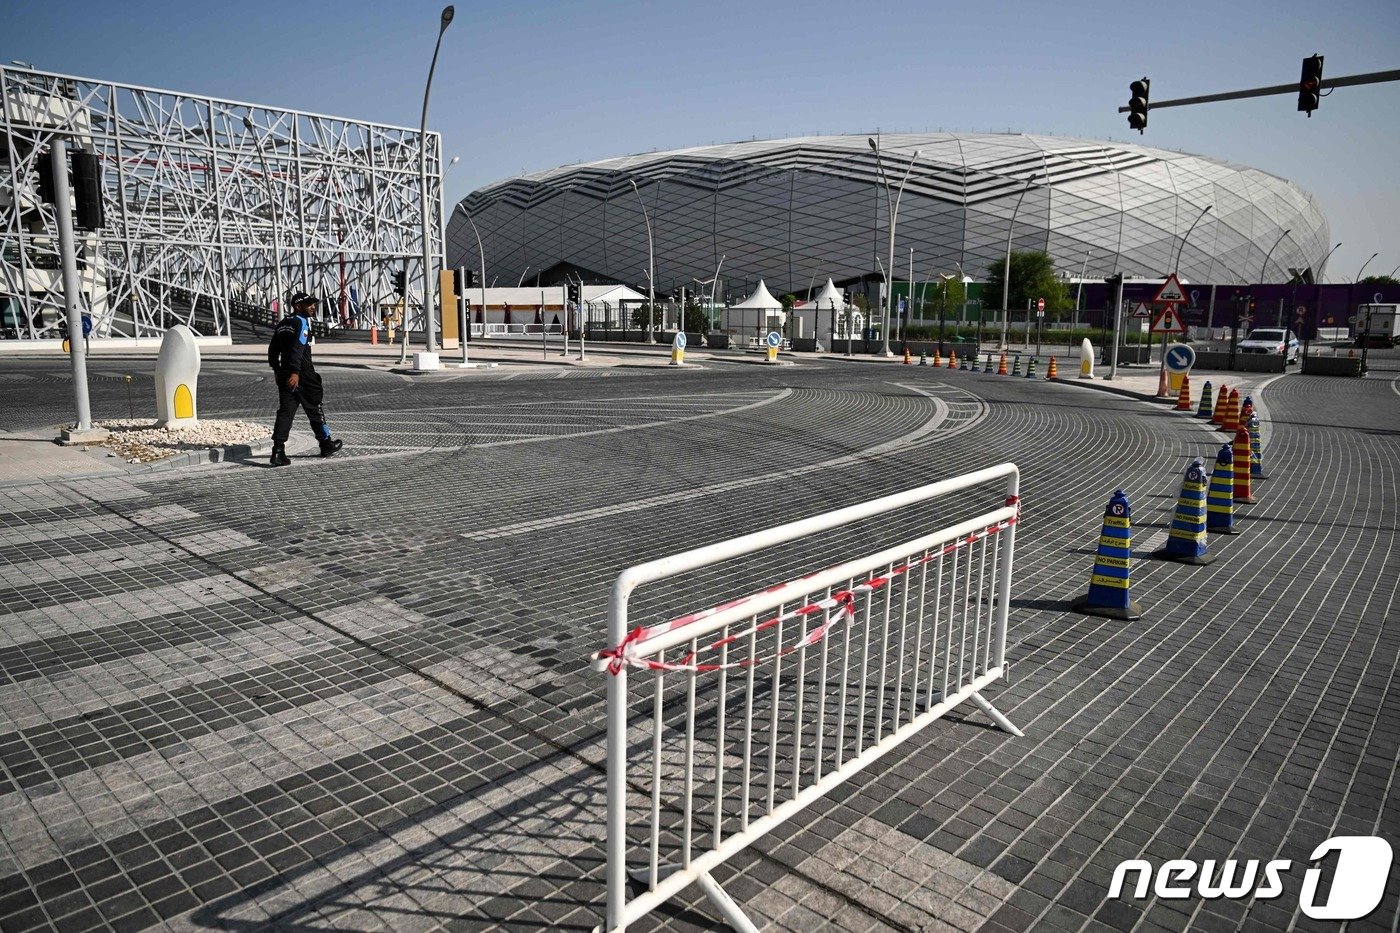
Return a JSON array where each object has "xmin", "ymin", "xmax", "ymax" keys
[
  {"xmin": 1154, "ymin": 273, "xmax": 1186, "ymax": 304},
  {"xmin": 1150, "ymin": 305, "xmax": 1186, "ymax": 334},
  {"xmin": 1131, "ymin": 302, "xmax": 1153, "ymax": 319}
]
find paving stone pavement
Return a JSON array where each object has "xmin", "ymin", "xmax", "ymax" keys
[{"xmin": 0, "ymin": 356, "xmax": 1394, "ymax": 932}]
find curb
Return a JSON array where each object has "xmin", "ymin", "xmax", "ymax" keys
[{"xmin": 0, "ymin": 438, "xmax": 275, "ymax": 490}]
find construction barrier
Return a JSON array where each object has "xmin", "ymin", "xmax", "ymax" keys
[
  {"xmin": 592, "ymin": 466, "xmax": 1024, "ymax": 932},
  {"xmin": 1174, "ymin": 373, "xmax": 1193, "ymax": 411},
  {"xmin": 1210, "ymin": 384, "xmax": 1228, "ymax": 425},
  {"xmin": 1195, "ymin": 380, "xmax": 1214, "ymax": 418},
  {"xmin": 1074, "ymin": 489, "xmax": 1142, "ymax": 621},
  {"xmin": 1206, "ymin": 443, "xmax": 1240, "ymax": 535},
  {"xmin": 1222, "ymin": 388, "xmax": 1241, "ymax": 433},
  {"xmin": 1249, "ymin": 415, "xmax": 1266, "ymax": 479},
  {"xmin": 1232, "ymin": 426, "xmax": 1256, "ymax": 504},
  {"xmin": 1154, "ymin": 457, "xmax": 1213, "ymax": 565},
  {"xmin": 1047, "ymin": 357, "xmax": 1059, "ymax": 380}
]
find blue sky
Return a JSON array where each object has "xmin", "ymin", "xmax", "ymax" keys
[{"xmin": 5, "ymin": 0, "xmax": 1397, "ymax": 280}]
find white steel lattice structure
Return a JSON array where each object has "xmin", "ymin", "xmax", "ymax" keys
[
  {"xmin": 449, "ymin": 133, "xmax": 1329, "ymax": 300},
  {"xmin": 1, "ymin": 65, "xmax": 442, "ymax": 340}
]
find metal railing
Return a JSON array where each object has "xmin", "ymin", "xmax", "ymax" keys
[{"xmin": 591, "ymin": 464, "xmax": 1023, "ymax": 931}]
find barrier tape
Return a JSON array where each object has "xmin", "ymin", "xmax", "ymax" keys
[{"xmin": 599, "ymin": 513, "xmax": 1018, "ymax": 675}]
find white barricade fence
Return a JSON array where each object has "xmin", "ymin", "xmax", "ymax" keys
[{"xmin": 590, "ymin": 464, "xmax": 1024, "ymax": 931}]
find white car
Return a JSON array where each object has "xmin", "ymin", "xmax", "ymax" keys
[{"xmin": 1238, "ymin": 328, "xmax": 1300, "ymax": 364}]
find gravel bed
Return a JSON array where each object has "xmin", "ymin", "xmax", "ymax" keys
[{"xmin": 93, "ymin": 418, "xmax": 271, "ymax": 463}]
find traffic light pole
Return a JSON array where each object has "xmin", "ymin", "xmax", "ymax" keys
[
  {"xmin": 1107, "ymin": 275, "xmax": 1124, "ymax": 381},
  {"xmin": 50, "ymin": 138, "xmax": 99, "ymax": 440},
  {"xmin": 1116, "ymin": 68, "xmax": 1400, "ymax": 116}
]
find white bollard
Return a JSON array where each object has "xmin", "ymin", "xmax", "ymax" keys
[
  {"xmin": 155, "ymin": 325, "xmax": 200, "ymax": 427},
  {"xmin": 1079, "ymin": 337, "xmax": 1096, "ymax": 379}
]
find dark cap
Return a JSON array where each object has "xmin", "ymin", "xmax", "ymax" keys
[{"xmin": 289, "ymin": 291, "xmax": 319, "ymax": 308}]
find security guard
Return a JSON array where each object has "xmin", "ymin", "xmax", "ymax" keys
[{"xmin": 267, "ymin": 292, "xmax": 342, "ymax": 466}]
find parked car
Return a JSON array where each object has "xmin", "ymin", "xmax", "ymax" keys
[{"xmin": 1238, "ymin": 327, "xmax": 1300, "ymax": 364}]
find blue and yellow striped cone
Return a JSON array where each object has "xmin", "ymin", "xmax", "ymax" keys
[
  {"xmin": 1248, "ymin": 414, "xmax": 1266, "ymax": 479},
  {"xmin": 1154, "ymin": 458, "xmax": 1214, "ymax": 565},
  {"xmin": 1195, "ymin": 380, "xmax": 1214, "ymax": 418},
  {"xmin": 1074, "ymin": 489, "xmax": 1143, "ymax": 620},
  {"xmin": 1011, "ymin": 354, "xmax": 1022, "ymax": 376},
  {"xmin": 1206, "ymin": 443, "xmax": 1240, "ymax": 535}
]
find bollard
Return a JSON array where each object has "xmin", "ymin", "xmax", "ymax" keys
[
  {"xmin": 1249, "ymin": 414, "xmax": 1267, "ymax": 479},
  {"xmin": 1074, "ymin": 489, "xmax": 1143, "ymax": 620},
  {"xmin": 1210, "ymin": 384, "xmax": 1229, "ymax": 425},
  {"xmin": 1232, "ymin": 426, "xmax": 1255, "ymax": 504},
  {"xmin": 998, "ymin": 352, "xmax": 1009, "ymax": 376},
  {"xmin": 1206, "ymin": 443, "xmax": 1240, "ymax": 535},
  {"xmin": 1012, "ymin": 354, "xmax": 1022, "ymax": 376},
  {"xmin": 1174, "ymin": 372, "xmax": 1192, "ymax": 411},
  {"xmin": 1195, "ymin": 380, "xmax": 1214, "ymax": 418},
  {"xmin": 1026, "ymin": 356, "xmax": 1037, "ymax": 378},
  {"xmin": 154, "ymin": 324, "xmax": 200, "ymax": 428},
  {"xmin": 1154, "ymin": 457, "xmax": 1214, "ymax": 565},
  {"xmin": 1047, "ymin": 356, "xmax": 1059, "ymax": 380},
  {"xmin": 932, "ymin": 349, "xmax": 942, "ymax": 367},
  {"xmin": 1079, "ymin": 338, "xmax": 1095, "ymax": 379},
  {"xmin": 919, "ymin": 350, "xmax": 928, "ymax": 366},
  {"xmin": 370, "ymin": 325, "xmax": 379, "ymax": 346},
  {"xmin": 1222, "ymin": 388, "xmax": 1241, "ymax": 433}
]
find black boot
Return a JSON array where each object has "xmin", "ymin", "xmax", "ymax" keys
[
  {"xmin": 319, "ymin": 438, "xmax": 343, "ymax": 458},
  {"xmin": 270, "ymin": 443, "xmax": 290, "ymax": 467}
]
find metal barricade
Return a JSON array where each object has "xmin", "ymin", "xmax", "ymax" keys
[{"xmin": 591, "ymin": 464, "xmax": 1024, "ymax": 931}]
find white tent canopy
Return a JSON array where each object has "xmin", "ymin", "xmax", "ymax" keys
[
  {"xmin": 811, "ymin": 278, "xmax": 846, "ymax": 308},
  {"xmin": 582, "ymin": 284, "xmax": 647, "ymax": 305},
  {"xmin": 730, "ymin": 280, "xmax": 783, "ymax": 310}
]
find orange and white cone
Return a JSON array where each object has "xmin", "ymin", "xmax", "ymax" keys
[
  {"xmin": 1232, "ymin": 426, "xmax": 1256, "ymax": 503},
  {"xmin": 1046, "ymin": 356, "xmax": 1059, "ymax": 380},
  {"xmin": 1174, "ymin": 373, "xmax": 1192, "ymax": 411},
  {"xmin": 997, "ymin": 352, "xmax": 1008, "ymax": 376},
  {"xmin": 1210, "ymin": 384, "xmax": 1228, "ymax": 425}
]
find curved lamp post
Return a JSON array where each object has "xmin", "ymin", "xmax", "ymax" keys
[
  {"xmin": 1316, "ymin": 242, "xmax": 1343, "ymax": 283},
  {"xmin": 1259, "ymin": 228, "xmax": 1292, "ymax": 284},
  {"xmin": 1173, "ymin": 204, "xmax": 1211, "ymax": 275},
  {"xmin": 415, "ymin": 5, "xmax": 453, "ymax": 365},
  {"xmin": 630, "ymin": 179, "xmax": 655, "ymax": 343},
  {"xmin": 1355, "ymin": 251, "xmax": 1379, "ymax": 283},
  {"xmin": 869, "ymin": 137, "xmax": 918, "ymax": 357},
  {"xmin": 449, "ymin": 201, "xmax": 487, "ymax": 361},
  {"xmin": 998, "ymin": 179, "xmax": 1035, "ymax": 350}
]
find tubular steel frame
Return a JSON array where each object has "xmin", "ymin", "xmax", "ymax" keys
[
  {"xmin": 592, "ymin": 464, "xmax": 1024, "ymax": 931},
  {"xmin": 1, "ymin": 65, "xmax": 442, "ymax": 339}
]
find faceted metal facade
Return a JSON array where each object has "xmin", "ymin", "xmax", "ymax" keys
[
  {"xmin": 448, "ymin": 133, "xmax": 1329, "ymax": 301},
  {"xmin": 1, "ymin": 65, "xmax": 442, "ymax": 339}
]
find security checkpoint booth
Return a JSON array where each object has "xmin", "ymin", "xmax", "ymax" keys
[
  {"xmin": 591, "ymin": 464, "xmax": 1024, "ymax": 931},
  {"xmin": 722, "ymin": 280, "xmax": 785, "ymax": 349}
]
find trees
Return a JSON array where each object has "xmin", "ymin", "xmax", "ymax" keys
[
  {"xmin": 925, "ymin": 276, "xmax": 967, "ymax": 323},
  {"xmin": 1358, "ymin": 275, "xmax": 1399, "ymax": 287},
  {"xmin": 984, "ymin": 251, "xmax": 1073, "ymax": 315}
]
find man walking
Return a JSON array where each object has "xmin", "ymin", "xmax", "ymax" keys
[{"xmin": 267, "ymin": 292, "xmax": 343, "ymax": 466}]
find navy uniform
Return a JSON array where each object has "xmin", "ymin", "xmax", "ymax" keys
[{"xmin": 267, "ymin": 292, "xmax": 342, "ymax": 466}]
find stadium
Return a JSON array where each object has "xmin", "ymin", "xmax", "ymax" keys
[{"xmin": 446, "ymin": 133, "xmax": 1331, "ymax": 303}]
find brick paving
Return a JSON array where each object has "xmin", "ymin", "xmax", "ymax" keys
[{"xmin": 0, "ymin": 356, "xmax": 1394, "ymax": 931}]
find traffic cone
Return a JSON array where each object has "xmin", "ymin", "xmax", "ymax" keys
[
  {"xmin": 1074, "ymin": 490, "xmax": 1142, "ymax": 620},
  {"xmin": 1157, "ymin": 367, "xmax": 1169, "ymax": 398},
  {"xmin": 1012, "ymin": 354, "xmax": 1022, "ymax": 376},
  {"xmin": 1210, "ymin": 384, "xmax": 1229, "ymax": 425},
  {"xmin": 903, "ymin": 346, "xmax": 912, "ymax": 365},
  {"xmin": 1232, "ymin": 426, "xmax": 1255, "ymax": 504},
  {"xmin": 1240, "ymin": 395, "xmax": 1255, "ymax": 423},
  {"xmin": 949, "ymin": 350, "xmax": 958, "ymax": 369},
  {"xmin": 932, "ymin": 349, "xmax": 941, "ymax": 367},
  {"xmin": 1154, "ymin": 458, "xmax": 1214, "ymax": 565},
  {"xmin": 1248, "ymin": 415, "xmax": 1267, "ymax": 480},
  {"xmin": 1026, "ymin": 357, "xmax": 1038, "ymax": 378},
  {"xmin": 1047, "ymin": 356, "xmax": 1059, "ymax": 380},
  {"xmin": 919, "ymin": 350, "xmax": 928, "ymax": 366},
  {"xmin": 1195, "ymin": 380, "xmax": 1214, "ymax": 418},
  {"xmin": 1174, "ymin": 373, "xmax": 1192, "ymax": 411},
  {"xmin": 998, "ymin": 352, "xmax": 1008, "ymax": 376},
  {"xmin": 1222, "ymin": 388, "xmax": 1241, "ymax": 433},
  {"xmin": 370, "ymin": 325, "xmax": 379, "ymax": 346},
  {"xmin": 1206, "ymin": 443, "xmax": 1239, "ymax": 535}
]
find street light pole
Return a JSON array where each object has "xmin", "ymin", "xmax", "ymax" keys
[
  {"xmin": 1354, "ymin": 251, "xmax": 1379, "ymax": 283},
  {"xmin": 1173, "ymin": 205, "xmax": 1211, "ymax": 276},
  {"xmin": 417, "ymin": 5, "xmax": 454, "ymax": 365},
  {"xmin": 868, "ymin": 137, "xmax": 918, "ymax": 357},
  {"xmin": 240, "ymin": 114, "xmax": 285, "ymax": 318},
  {"xmin": 1259, "ymin": 228, "xmax": 1292, "ymax": 284},
  {"xmin": 630, "ymin": 179, "xmax": 656, "ymax": 343},
  {"xmin": 999, "ymin": 179, "xmax": 1034, "ymax": 351},
  {"xmin": 449, "ymin": 202, "xmax": 487, "ymax": 364}
]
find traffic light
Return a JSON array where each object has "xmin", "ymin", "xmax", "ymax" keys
[
  {"xmin": 464, "ymin": 269, "xmax": 476, "ymax": 290},
  {"xmin": 1127, "ymin": 78, "xmax": 1150, "ymax": 134},
  {"xmin": 1103, "ymin": 273, "xmax": 1123, "ymax": 312},
  {"xmin": 70, "ymin": 150, "xmax": 105, "ymax": 231},
  {"xmin": 392, "ymin": 270, "xmax": 406, "ymax": 297},
  {"xmin": 37, "ymin": 151, "xmax": 57, "ymax": 204},
  {"xmin": 1298, "ymin": 54, "xmax": 1324, "ymax": 116},
  {"xmin": 452, "ymin": 268, "xmax": 464, "ymax": 296}
]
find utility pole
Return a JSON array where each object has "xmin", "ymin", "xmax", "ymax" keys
[
  {"xmin": 416, "ymin": 5, "xmax": 454, "ymax": 368},
  {"xmin": 1107, "ymin": 273, "xmax": 1125, "ymax": 380},
  {"xmin": 50, "ymin": 138, "xmax": 102, "ymax": 442}
]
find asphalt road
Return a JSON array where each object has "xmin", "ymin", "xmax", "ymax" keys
[{"xmin": 0, "ymin": 356, "xmax": 1395, "ymax": 932}]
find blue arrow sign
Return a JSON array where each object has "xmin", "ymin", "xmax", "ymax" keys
[
  {"xmin": 766, "ymin": 331, "xmax": 782, "ymax": 348},
  {"xmin": 1164, "ymin": 344, "xmax": 1196, "ymax": 373}
]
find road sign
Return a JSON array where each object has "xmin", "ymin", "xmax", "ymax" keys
[
  {"xmin": 1131, "ymin": 302, "xmax": 1153, "ymax": 319},
  {"xmin": 1154, "ymin": 273, "xmax": 1186, "ymax": 304},
  {"xmin": 1164, "ymin": 343, "xmax": 1196, "ymax": 373},
  {"xmin": 1036, "ymin": 297, "xmax": 1045, "ymax": 312},
  {"xmin": 1150, "ymin": 305, "xmax": 1186, "ymax": 334},
  {"xmin": 766, "ymin": 331, "xmax": 782, "ymax": 348},
  {"xmin": 1295, "ymin": 305, "xmax": 1307, "ymax": 321},
  {"xmin": 674, "ymin": 332, "xmax": 687, "ymax": 350}
]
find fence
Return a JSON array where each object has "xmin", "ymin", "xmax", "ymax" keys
[{"xmin": 591, "ymin": 464, "xmax": 1023, "ymax": 931}]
